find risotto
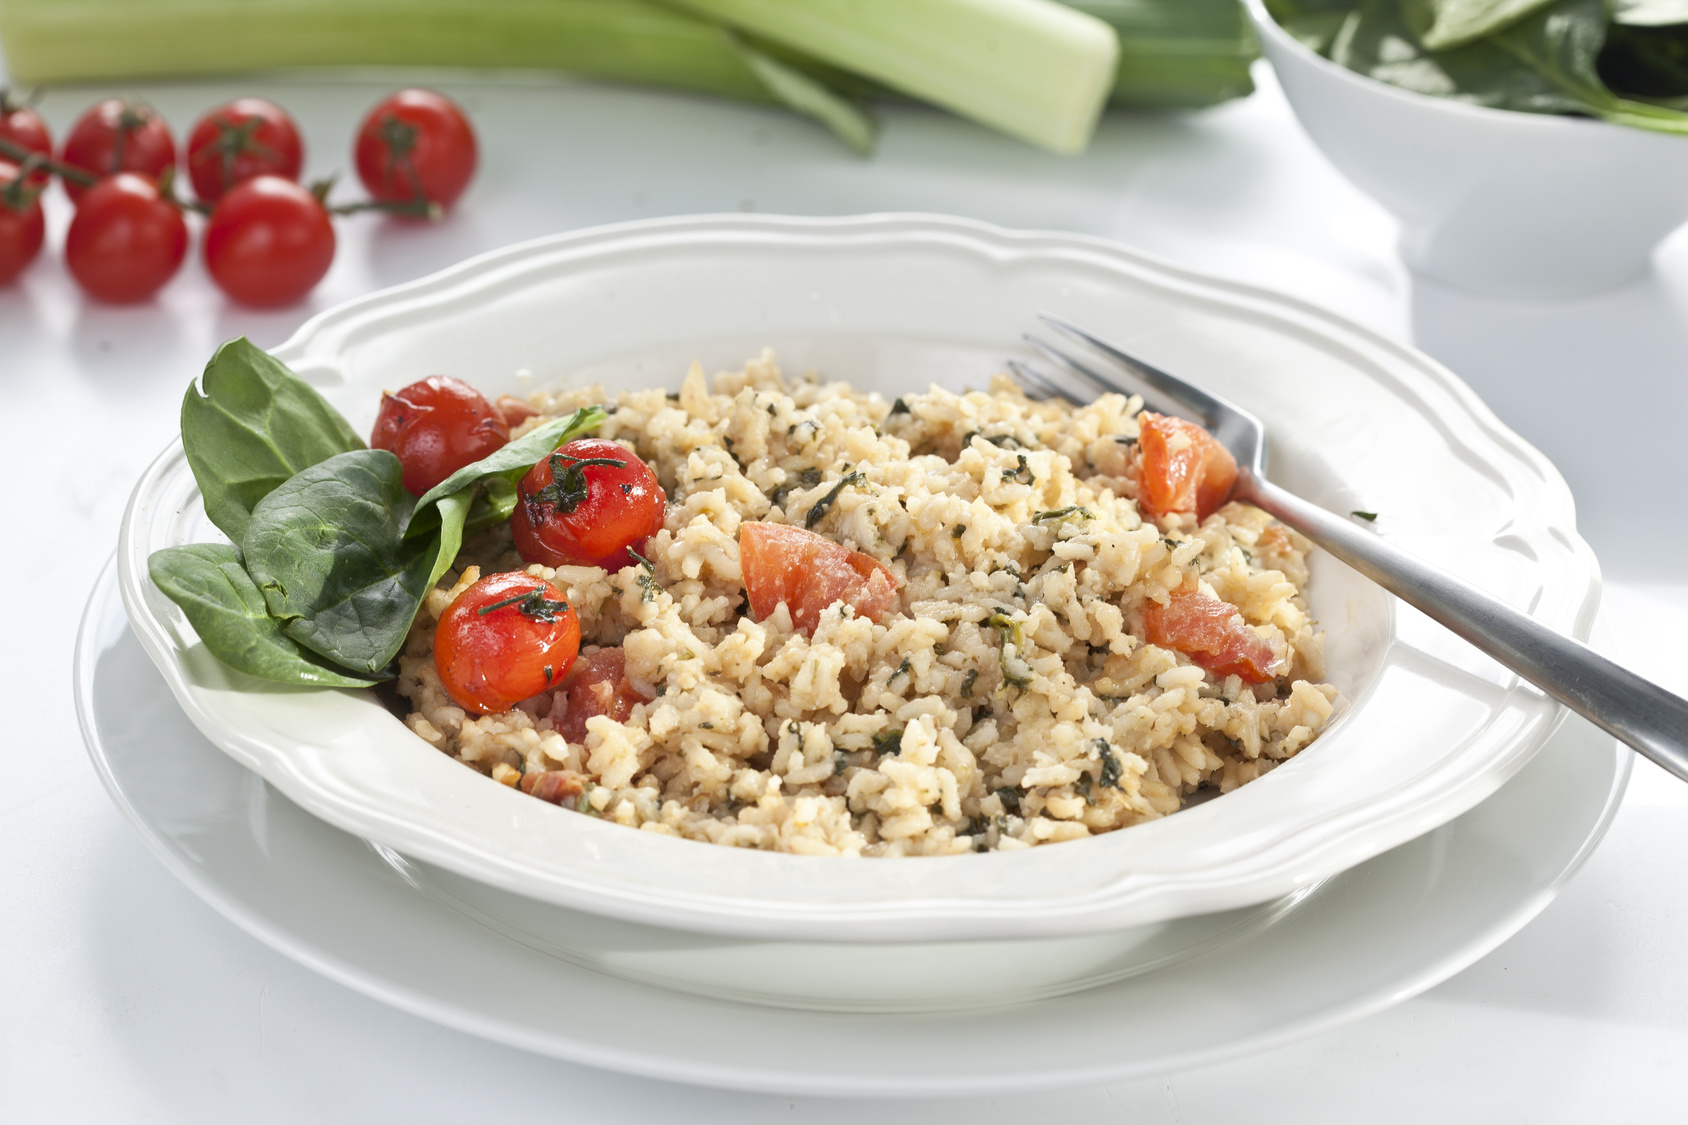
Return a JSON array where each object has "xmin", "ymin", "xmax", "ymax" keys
[{"xmin": 395, "ymin": 352, "xmax": 1338, "ymax": 856}]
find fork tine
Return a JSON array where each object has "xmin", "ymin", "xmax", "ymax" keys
[
  {"xmin": 1004, "ymin": 359, "xmax": 1083, "ymax": 405},
  {"xmin": 1036, "ymin": 310, "xmax": 1239, "ymax": 428}
]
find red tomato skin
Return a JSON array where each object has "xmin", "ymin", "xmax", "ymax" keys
[
  {"xmin": 371, "ymin": 376, "xmax": 511, "ymax": 496},
  {"xmin": 0, "ymin": 159, "xmax": 44, "ymax": 284},
  {"xmin": 1142, "ymin": 586, "xmax": 1281, "ymax": 684},
  {"xmin": 556, "ymin": 647, "xmax": 650, "ymax": 745},
  {"xmin": 1135, "ymin": 412, "xmax": 1239, "ymax": 522},
  {"xmin": 354, "ymin": 88, "xmax": 477, "ymax": 210},
  {"xmin": 203, "ymin": 175, "xmax": 335, "ymax": 308},
  {"xmin": 60, "ymin": 99, "xmax": 177, "ymax": 203},
  {"xmin": 739, "ymin": 522, "xmax": 900, "ymax": 637},
  {"xmin": 511, "ymin": 438, "xmax": 667, "ymax": 571},
  {"xmin": 187, "ymin": 98, "xmax": 304, "ymax": 202},
  {"xmin": 0, "ymin": 102, "xmax": 52, "ymax": 188},
  {"xmin": 63, "ymin": 174, "xmax": 187, "ymax": 303},
  {"xmin": 435, "ymin": 572, "xmax": 582, "ymax": 715}
]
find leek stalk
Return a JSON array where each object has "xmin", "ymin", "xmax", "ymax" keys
[{"xmin": 664, "ymin": 0, "xmax": 1119, "ymax": 153}]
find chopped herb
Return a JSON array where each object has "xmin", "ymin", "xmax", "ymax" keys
[
  {"xmin": 933, "ymin": 643, "xmax": 946, "ymax": 656},
  {"xmin": 1096, "ymin": 739, "xmax": 1124, "ymax": 790},
  {"xmin": 1075, "ymin": 772, "xmax": 1094, "ymax": 801},
  {"xmin": 889, "ymin": 397, "xmax": 910, "ymax": 416},
  {"xmin": 766, "ymin": 402, "xmax": 778, "ymax": 416},
  {"xmin": 575, "ymin": 780, "xmax": 601, "ymax": 817},
  {"xmin": 1113, "ymin": 434, "xmax": 1137, "ymax": 445},
  {"xmin": 1001, "ymin": 454, "xmax": 1033, "ymax": 484},
  {"xmin": 636, "ymin": 570, "xmax": 662, "ymax": 603},
  {"xmin": 799, "ymin": 468, "xmax": 821, "ymax": 487},
  {"xmin": 1162, "ymin": 537, "xmax": 1181, "ymax": 553},
  {"xmin": 888, "ymin": 655, "xmax": 912, "ymax": 683},
  {"xmin": 996, "ymin": 785, "xmax": 1025, "ymax": 814},
  {"xmin": 477, "ymin": 586, "xmax": 572, "ymax": 623},
  {"xmin": 1032, "ymin": 505, "xmax": 1095, "ymax": 523},
  {"xmin": 833, "ymin": 750, "xmax": 850, "ymax": 775},
  {"xmin": 960, "ymin": 668, "xmax": 979, "ymax": 697},
  {"xmin": 872, "ymin": 728, "xmax": 904, "ymax": 756},
  {"xmin": 952, "ymin": 524, "xmax": 967, "ymax": 539},
  {"xmin": 699, "ymin": 721, "xmax": 714, "ymax": 729},
  {"xmin": 527, "ymin": 450, "xmax": 627, "ymax": 514},
  {"xmin": 986, "ymin": 610, "xmax": 1032, "ymax": 689},
  {"xmin": 805, "ymin": 469, "xmax": 866, "ymax": 529},
  {"xmin": 629, "ymin": 547, "xmax": 655, "ymax": 572},
  {"xmin": 1351, "ymin": 510, "xmax": 1378, "ymax": 522},
  {"xmin": 543, "ymin": 664, "xmax": 555, "ymax": 683}
]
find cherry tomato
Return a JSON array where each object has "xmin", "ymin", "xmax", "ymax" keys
[
  {"xmin": 0, "ymin": 159, "xmax": 44, "ymax": 285},
  {"xmin": 1142, "ymin": 584, "xmax": 1281, "ymax": 684},
  {"xmin": 556, "ymin": 647, "xmax": 649, "ymax": 745},
  {"xmin": 739, "ymin": 522, "xmax": 899, "ymax": 637},
  {"xmin": 435, "ymin": 571, "xmax": 582, "ymax": 715},
  {"xmin": 64, "ymin": 173, "xmax": 187, "ymax": 303},
  {"xmin": 370, "ymin": 376, "xmax": 511, "ymax": 496},
  {"xmin": 203, "ymin": 175, "xmax": 334, "ymax": 308},
  {"xmin": 59, "ymin": 98, "xmax": 177, "ymax": 203},
  {"xmin": 187, "ymin": 97, "xmax": 304, "ymax": 203},
  {"xmin": 1133, "ymin": 412, "xmax": 1238, "ymax": 522},
  {"xmin": 0, "ymin": 90, "xmax": 52, "ymax": 189},
  {"xmin": 354, "ymin": 88, "xmax": 476, "ymax": 212},
  {"xmin": 511, "ymin": 438, "xmax": 667, "ymax": 571}
]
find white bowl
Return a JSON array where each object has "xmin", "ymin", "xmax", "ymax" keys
[
  {"xmin": 118, "ymin": 214, "xmax": 1596, "ymax": 1009},
  {"xmin": 1246, "ymin": 0, "xmax": 1688, "ymax": 298}
]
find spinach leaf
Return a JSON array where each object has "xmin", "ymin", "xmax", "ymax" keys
[
  {"xmin": 1601, "ymin": 18, "xmax": 1688, "ymax": 100},
  {"xmin": 243, "ymin": 449, "xmax": 435, "ymax": 674},
  {"xmin": 148, "ymin": 544, "xmax": 381, "ymax": 687},
  {"xmin": 1419, "ymin": 0, "xmax": 1558, "ymax": 50},
  {"xmin": 1267, "ymin": 0, "xmax": 1359, "ymax": 54},
  {"xmin": 180, "ymin": 337, "xmax": 365, "ymax": 545},
  {"xmin": 1615, "ymin": 0, "xmax": 1688, "ymax": 26},
  {"xmin": 404, "ymin": 405, "xmax": 607, "ymax": 586}
]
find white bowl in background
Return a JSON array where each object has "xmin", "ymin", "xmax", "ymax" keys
[
  {"xmin": 118, "ymin": 214, "xmax": 1596, "ymax": 1009},
  {"xmin": 1246, "ymin": 0, "xmax": 1688, "ymax": 298}
]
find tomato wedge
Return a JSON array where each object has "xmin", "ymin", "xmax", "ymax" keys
[
  {"xmin": 1142, "ymin": 585, "xmax": 1282, "ymax": 684},
  {"xmin": 739, "ymin": 523, "xmax": 899, "ymax": 636},
  {"xmin": 556, "ymin": 647, "xmax": 649, "ymax": 744},
  {"xmin": 1135, "ymin": 412, "xmax": 1238, "ymax": 521}
]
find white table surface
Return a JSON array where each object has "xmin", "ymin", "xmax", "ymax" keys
[{"xmin": 3, "ymin": 52, "xmax": 1686, "ymax": 1122}]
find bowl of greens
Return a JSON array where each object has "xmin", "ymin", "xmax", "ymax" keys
[{"xmin": 1249, "ymin": 0, "xmax": 1688, "ymax": 298}]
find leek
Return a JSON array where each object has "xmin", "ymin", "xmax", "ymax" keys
[
  {"xmin": 664, "ymin": 0, "xmax": 1119, "ymax": 153},
  {"xmin": 1066, "ymin": 0, "xmax": 1258, "ymax": 107}
]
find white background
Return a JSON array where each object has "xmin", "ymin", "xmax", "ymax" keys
[{"xmin": 3, "ymin": 50, "xmax": 1687, "ymax": 1121}]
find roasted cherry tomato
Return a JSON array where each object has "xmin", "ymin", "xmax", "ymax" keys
[
  {"xmin": 64, "ymin": 173, "xmax": 187, "ymax": 303},
  {"xmin": 435, "ymin": 572, "xmax": 582, "ymax": 715},
  {"xmin": 0, "ymin": 158, "xmax": 44, "ymax": 285},
  {"xmin": 187, "ymin": 97, "xmax": 304, "ymax": 203},
  {"xmin": 739, "ymin": 522, "xmax": 899, "ymax": 637},
  {"xmin": 1143, "ymin": 584, "xmax": 1281, "ymax": 684},
  {"xmin": 0, "ymin": 90, "xmax": 52, "ymax": 188},
  {"xmin": 370, "ymin": 376, "xmax": 511, "ymax": 496},
  {"xmin": 59, "ymin": 98, "xmax": 177, "ymax": 203},
  {"xmin": 204, "ymin": 175, "xmax": 335, "ymax": 308},
  {"xmin": 354, "ymin": 88, "xmax": 476, "ymax": 211},
  {"xmin": 556, "ymin": 647, "xmax": 649, "ymax": 745},
  {"xmin": 511, "ymin": 438, "xmax": 667, "ymax": 571},
  {"xmin": 1133, "ymin": 412, "xmax": 1238, "ymax": 522}
]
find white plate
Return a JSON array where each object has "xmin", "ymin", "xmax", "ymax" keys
[
  {"xmin": 78, "ymin": 558, "xmax": 1630, "ymax": 1096},
  {"xmin": 117, "ymin": 214, "xmax": 1599, "ymax": 943}
]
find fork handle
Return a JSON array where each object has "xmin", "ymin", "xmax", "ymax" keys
[{"xmin": 1236, "ymin": 472, "xmax": 1688, "ymax": 781}]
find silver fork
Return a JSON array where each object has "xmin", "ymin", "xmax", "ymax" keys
[{"xmin": 1015, "ymin": 311, "xmax": 1688, "ymax": 783}]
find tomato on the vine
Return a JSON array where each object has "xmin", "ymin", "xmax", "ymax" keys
[
  {"xmin": 511, "ymin": 438, "xmax": 667, "ymax": 571},
  {"xmin": 0, "ymin": 158, "xmax": 44, "ymax": 285},
  {"xmin": 203, "ymin": 175, "xmax": 335, "ymax": 308},
  {"xmin": 187, "ymin": 97, "xmax": 303, "ymax": 203},
  {"xmin": 0, "ymin": 90, "xmax": 51, "ymax": 189},
  {"xmin": 435, "ymin": 571, "xmax": 582, "ymax": 715},
  {"xmin": 64, "ymin": 173, "xmax": 187, "ymax": 303},
  {"xmin": 370, "ymin": 376, "xmax": 511, "ymax": 496},
  {"xmin": 59, "ymin": 99, "xmax": 177, "ymax": 203},
  {"xmin": 354, "ymin": 88, "xmax": 476, "ymax": 212}
]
